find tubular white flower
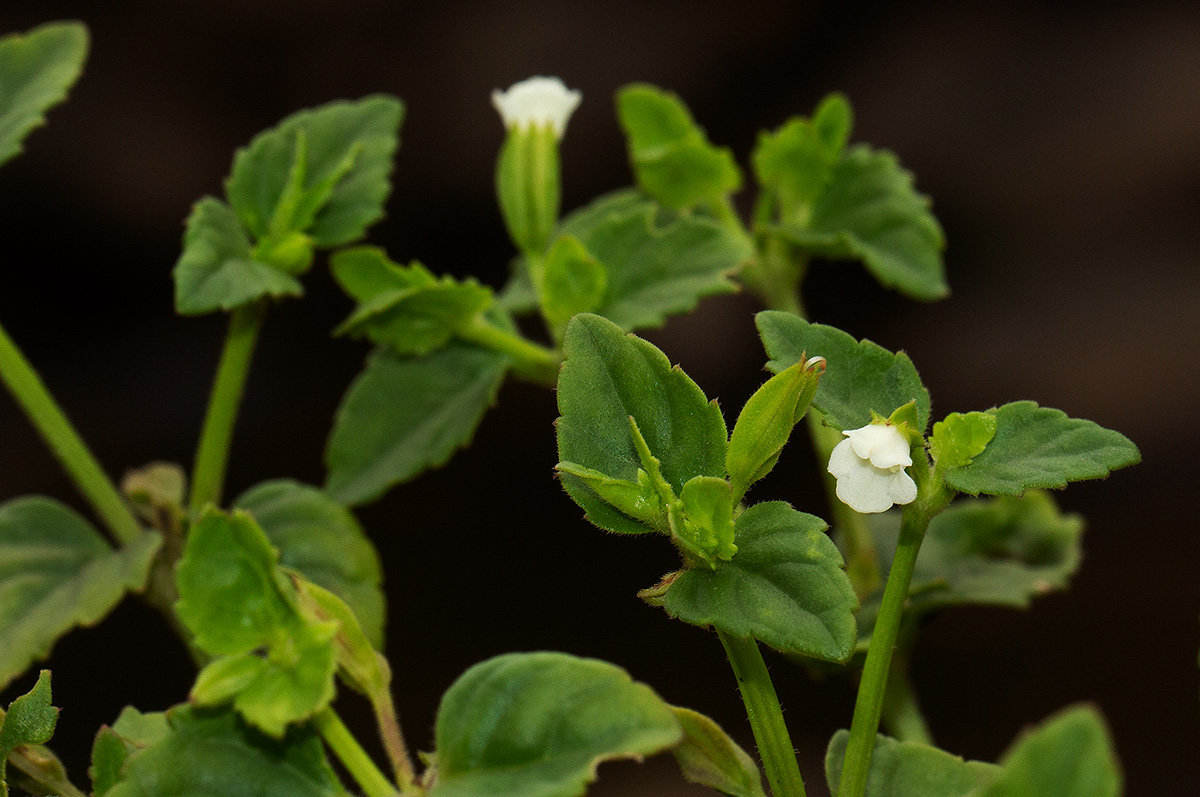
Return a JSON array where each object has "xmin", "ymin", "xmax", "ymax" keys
[
  {"xmin": 827, "ymin": 422, "xmax": 918, "ymax": 514},
  {"xmin": 491, "ymin": 76, "xmax": 581, "ymax": 137}
]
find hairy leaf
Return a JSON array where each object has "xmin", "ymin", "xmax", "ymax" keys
[{"xmin": 0, "ymin": 22, "xmax": 87, "ymax": 168}]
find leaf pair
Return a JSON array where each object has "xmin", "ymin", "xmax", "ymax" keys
[
  {"xmin": 173, "ymin": 96, "xmax": 404, "ymax": 315},
  {"xmin": 556, "ymin": 313, "xmax": 858, "ymax": 661}
]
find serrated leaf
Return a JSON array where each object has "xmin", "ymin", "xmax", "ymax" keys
[
  {"xmin": 325, "ymin": 343, "xmax": 509, "ymax": 506},
  {"xmin": 662, "ymin": 502, "xmax": 858, "ymax": 660},
  {"xmin": 757, "ymin": 312, "xmax": 930, "ymax": 432},
  {"xmin": 556, "ymin": 191, "xmax": 750, "ymax": 331},
  {"xmin": 556, "ymin": 314, "xmax": 727, "ymax": 535},
  {"xmin": 931, "ymin": 411, "xmax": 997, "ymax": 471},
  {"xmin": 0, "ymin": 671, "xmax": 57, "ymax": 797},
  {"xmin": 617, "ymin": 84, "xmax": 741, "ymax": 209},
  {"xmin": 429, "ymin": 652, "xmax": 682, "ymax": 797},
  {"xmin": 824, "ymin": 730, "xmax": 1000, "ymax": 796},
  {"xmin": 753, "ymin": 94, "xmax": 851, "ymax": 224},
  {"xmin": 670, "ymin": 707, "xmax": 765, "ymax": 797},
  {"xmin": 233, "ymin": 480, "xmax": 385, "ymax": 649},
  {"xmin": 0, "ymin": 22, "xmax": 88, "ymax": 168},
  {"xmin": 173, "ymin": 197, "xmax": 303, "ymax": 315},
  {"xmin": 105, "ymin": 706, "xmax": 346, "ymax": 797},
  {"xmin": 535, "ymin": 236, "xmax": 607, "ymax": 332},
  {"xmin": 0, "ymin": 498, "xmax": 160, "ymax": 692},
  {"xmin": 978, "ymin": 705, "xmax": 1121, "ymax": 797},
  {"xmin": 226, "ymin": 95, "xmax": 403, "ymax": 247},
  {"xmin": 776, "ymin": 145, "xmax": 947, "ymax": 300},
  {"xmin": 942, "ymin": 402, "xmax": 1140, "ymax": 497}
]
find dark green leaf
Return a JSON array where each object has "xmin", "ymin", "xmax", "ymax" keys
[
  {"xmin": 325, "ymin": 343, "xmax": 509, "ymax": 506},
  {"xmin": 557, "ymin": 191, "xmax": 750, "ymax": 330},
  {"xmin": 0, "ymin": 498, "xmax": 160, "ymax": 691},
  {"xmin": 105, "ymin": 706, "xmax": 346, "ymax": 797},
  {"xmin": 825, "ymin": 730, "xmax": 1000, "ymax": 796},
  {"xmin": 430, "ymin": 652, "xmax": 681, "ymax": 797},
  {"xmin": 0, "ymin": 22, "xmax": 88, "ymax": 168},
  {"xmin": 942, "ymin": 401, "xmax": 1140, "ymax": 496},
  {"xmin": 173, "ymin": 198, "xmax": 303, "ymax": 315},
  {"xmin": 226, "ymin": 95, "xmax": 403, "ymax": 247},
  {"xmin": 617, "ymin": 84, "xmax": 741, "ymax": 209},
  {"xmin": 662, "ymin": 502, "xmax": 857, "ymax": 660},
  {"xmin": 556, "ymin": 314, "xmax": 727, "ymax": 535},
  {"xmin": 234, "ymin": 480, "xmax": 385, "ymax": 649},
  {"xmin": 757, "ymin": 312, "xmax": 930, "ymax": 432},
  {"xmin": 535, "ymin": 236, "xmax": 607, "ymax": 332},
  {"xmin": 670, "ymin": 707, "xmax": 765, "ymax": 797},
  {"xmin": 979, "ymin": 705, "xmax": 1121, "ymax": 797},
  {"xmin": 777, "ymin": 145, "xmax": 947, "ymax": 300}
]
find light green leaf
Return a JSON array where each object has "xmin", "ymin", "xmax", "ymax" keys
[
  {"xmin": 662, "ymin": 501, "xmax": 857, "ymax": 660},
  {"xmin": 535, "ymin": 236, "xmax": 607, "ymax": 332},
  {"xmin": 429, "ymin": 652, "xmax": 682, "ymax": 797},
  {"xmin": 554, "ymin": 462, "xmax": 662, "ymax": 529},
  {"xmin": 977, "ymin": 705, "xmax": 1121, "ymax": 797},
  {"xmin": 942, "ymin": 401, "xmax": 1140, "ymax": 497},
  {"xmin": 173, "ymin": 197, "xmax": 303, "ymax": 315},
  {"xmin": 105, "ymin": 706, "xmax": 346, "ymax": 797},
  {"xmin": 677, "ymin": 476, "xmax": 737, "ymax": 563},
  {"xmin": 556, "ymin": 314, "xmax": 727, "ymax": 535},
  {"xmin": 226, "ymin": 95, "xmax": 403, "ymax": 247},
  {"xmin": 931, "ymin": 412, "xmax": 997, "ymax": 471},
  {"xmin": 670, "ymin": 706, "xmax": 765, "ymax": 797},
  {"xmin": 757, "ymin": 312, "xmax": 930, "ymax": 432},
  {"xmin": 776, "ymin": 145, "xmax": 947, "ymax": 300},
  {"xmin": 0, "ymin": 22, "xmax": 88, "ymax": 168},
  {"xmin": 325, "ymin": 343, "xmax": 509, "ymax": 506},
  {"xmin": 90, "ymin": 726, "xmax": 127, "ymax": 797},
  {"xmin": 0, "ymin": 672, "xmax": 58, "ymax": 795},
  {"xmin": 753, "ymin": 93, "xmax": 851, "ymax": 224},
  {"xmin": 110, "ymin": 708, "xmax": 170, "ymax": 749},
  {"xmin": 557, "ymin": 190, "xmax": 750, "ymax": 330},
  {"xmin": 825, "ymin": 730, "xmax": 1000, "ymax": 796},
  {"xmin": 617, "ymin": 84, "xmax": 741, "ymax": 209},
  {"xmin": 330, "ymin": 247, "xmax": 493, "ymax": 356},
  {"xmin": 233, "ymin": 480, "xmax": 385, "ymax": 649},
  {"xmin": 0, "ymin": 498, "xmax": 160, "ymax": 692}
]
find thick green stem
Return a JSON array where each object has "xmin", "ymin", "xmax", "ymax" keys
[
  {"xmin": 188, "ymin": 303, "xmax": 265, "ymax": 515},
  {"xmin": 0, "ymin": 321, "xmax": 141, "ymax": 545},
  {"xmin": 718, "ymin": 630, "xmax": 807, "ymax": 797},
  {"xmin": 459, "ymin": 316, "xmax": 560, "ymax": 386},
  {"xmin": 314, "ymin": 708, "xmax": 401, "ymax": 797}
]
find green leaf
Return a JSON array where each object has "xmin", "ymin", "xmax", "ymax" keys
[
  {"xmin": 330, "ymin": 247, "xmax": 493, "ymax": 356},
  {"xmin": 233, "ymin": 480, "xmax": 385, "ymax": 649},
  {"xmin": 105, "ymin": 706, "xmax": 346, "ymax": 797},
  {"xmin": 617, "ymin": 84, "xmax": 741, "ymax": 209},
  {"xmin": 978, "ymin": 705, "xmax": 1121, "ymax": 797},
  {"xmin": 173, "ymin": 197, "xmax": 304, "ymax": 315},
  {"xmin": 752, "ymin": 94, "xmax": 851, "ymax": 224},
  {"xmin": 0, "ymin": 22, "xmax": 88, "ymax": 168},
  {"xmin": 556, "ymin": 314, "xmax": 727, "ymax": 535},
  {"xmin": 824, "ymin": 730, "xmax": 1000, "ymax": 796},
  {"xmin": 662, "ymin": 502, "xmax": 858, "ymax": 660},
  {"xmin": 535, "ymin": 236, "xmax": 607, "ymax": 332},
  {"xmin": 776, "ymin": 145, "xmax": 947, "ymax": 300},
  {"xmin": 726, "ymin": 356, "xmax": 823, "ymax": 503},
  {"xmin": 931, "ymin": 411, "xmax": 997, "ymax": 471},
  {"xmin": 670, "ymin": 707, "xmax": 765, "ymax": 797},
  {"xmin": 110, "ymin": 708, "xmax": 171, "ymax": 749},
  {"xmin": 226, "ymin": 95, "xmax": 403, "ymax": 247},
  {"xmin": 677, "ymin": 476, "xmax": 737, "ymax": 563},
  {"xmin": 757, "ymin": 312, "xmax": 930, "ymax": 432},
  {"xmin": 941, "ymin": 401, "xmax": 1140, "ymax": 497},
  {"xmin": 91, "ymin": 726, "xmax": 129, "ymax": 797},
  {"xmin": 429, "ymin": 652, "xmax": 682, "ymax": 797},
  {"xmin": 0, "ymin": 498, "xmax": 161, "ymax": 692},
  {"xmin": 0, "ymin": 673, "xmax": 58, "ymax": 790},
  {"xmin": 325, "ymin": 343, "xmax": 509, "ymax": 505},
  {"xmin": 557, "ymin": 190, "xmax": 750, "ymax": 330}
]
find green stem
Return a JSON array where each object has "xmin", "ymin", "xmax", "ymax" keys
[
  {"xmin": 7, "ymin": 747, "xmax": 88, "ymax": 797},
  {"xmin": 459, "ymin": 316, "xmax": 560, "ymax": 386},
  {"xmin": 0, "ymin": 321, "xmax": 141, "ymax": 545},
  {"xmin": 718, "ymin": 629, "xmax": 807, "ymax": 797},
  {"xmin": 313, "ymin": 707, "xmax": 401, "ymax": 797},
  {"xmin": 188, "ymin": 303, "xmax": 265, "ymax": 515}
]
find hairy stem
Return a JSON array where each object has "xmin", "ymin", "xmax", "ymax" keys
[
  {"xmin": 188, "ymin": 303, "xmax": 265, "ymax": 515},
  {"xmin": 718, "ymin": 629, "xmax": 807, "ymax": 797},
  {"xmin": 0, "ymin": 321, "xmax": 141, "ymax": 545},
  {"xmin": 459, "ymin": 315, "xmax": 560, "ymax": 386},
  {"xmin": 313, "ymin": 707, "xmax": 401, "ymax": 797},
  {"xmin": 372, "ymin": 689, "xmax": 418, "ymax": 793}
]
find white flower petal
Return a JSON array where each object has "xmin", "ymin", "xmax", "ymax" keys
[
  {"xmin": 845, "ymin": 423, "xmax": 912, "ymax": 469},
  {"xmin": 491, "ymin": 76, "xmax": 581, "ymax": 137},
  {"xmin": 827, "ymin": 438, "xmax": 860, "ymax": 479},
  {"xmin": 828, "ymin": 422, "xmax": 919, "ymax": 514},
  {"xmin": 834, "ymin": 460, "xmax": 896, "ymax": 514},
  {"xmin": 884, "ymin": 468, "xmax": 918, "ymax": 506}
]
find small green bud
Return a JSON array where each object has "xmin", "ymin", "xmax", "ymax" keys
[{"xmin": 253, "ymin": 230, "xmax": 315, "ymax": 275}]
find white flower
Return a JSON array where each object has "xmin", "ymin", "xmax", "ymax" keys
[
  {"xmin": 827, "ymin": 422, "xmax": 918, "ymax": 514},
  {"xmin": 491, "ymin": 76, "xmax": 581, "ymax": 137}
]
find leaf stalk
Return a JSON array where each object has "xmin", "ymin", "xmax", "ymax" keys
[{"xmin": 313, "ymin": 707, "xmax": 403, "ymax": 797}]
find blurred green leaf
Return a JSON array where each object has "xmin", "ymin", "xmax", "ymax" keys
[
  {"xmin": 0, "ymin": 21, "xmax": 88, "ymax": 168},
  {"xmin": 670, "ymin": 706, "xmax": 765, "ymax": 797},
  {"xmin": 535, "ymin": 235, "xmax": 607, "ymax": 333},
  {"xmin": 824, "ymin": 729, "xmax": 1000, "ymax": 796},
  {"xmin": 753, "ymin": 93, "xmax": 851, "ymax": 224},
  {"xmin": 978, "ymin": 705, "xmax": 1121, "ymax": 797}
]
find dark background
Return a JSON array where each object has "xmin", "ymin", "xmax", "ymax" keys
[{"xmin": 0, "ymin": 2, "xmax": 1196, "ymax": 794}]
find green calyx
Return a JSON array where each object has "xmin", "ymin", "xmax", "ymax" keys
[{"xmin": 496, "ymin": 124, "xmax": 561, "ymax": 257}]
